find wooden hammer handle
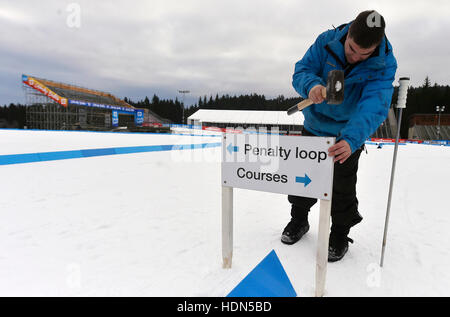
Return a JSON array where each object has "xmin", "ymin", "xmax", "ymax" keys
[
  {"xmin": 287, "ymin": 87, "xmax": 327, "ymax": 115},
  {"xmin": 287, "ymin": 99, "xmax": 314, "ymax": 115}
]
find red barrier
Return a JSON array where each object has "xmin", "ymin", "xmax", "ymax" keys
[
  {"xmin": 202, "ymin": 126, "xmax": 242, "ymax": 134},
  {"xmin": 370, "ymin": 138, "xmax": 424, "ymax": 144},
  {"xmin": 197, "ymin": 127, "xmax": 427, "ymax": 143},
  {"xmin": 142, "ymin": 122, "xmax": 163, "ymax": 127}
]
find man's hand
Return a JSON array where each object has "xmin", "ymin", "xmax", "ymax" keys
[
  {"xmin": 309, "ymin": 84, "xmax": 326, "ymax": 104},
  {"xmin": 328, "ymin": 140, "xmax": 351, "ymax": 164}
]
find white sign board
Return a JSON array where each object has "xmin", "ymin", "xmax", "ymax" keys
[{"xmin": 221, "ymin": 133, "xmax": 335, "ymax": 200}]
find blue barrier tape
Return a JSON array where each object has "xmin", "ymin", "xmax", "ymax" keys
[
  {"xmin": 0, "ymin": 128, "xmax": 221, "ymax": 138},
  {"xmin": 365, "ymin": 142, "xmax": 407, "ymax": 146},
  {"xmin": 365, "ymin": 141, "xmax": 450, "ymax": 147},
  {"xmin": 0, "ymin": 142, "xmax": 222, "ymax": 166}
]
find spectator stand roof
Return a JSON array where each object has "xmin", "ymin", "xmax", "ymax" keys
[
  {"xmin": 29, "ymin": 75, "xmax": 128, "ymax": 107},
  {"xmin": 187, "ymin": 109, "xmax": 304, "ymax": 126}
]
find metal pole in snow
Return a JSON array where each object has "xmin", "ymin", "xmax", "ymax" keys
[{"xmin": 380, "ymin": 77, "xmax": 410, "ymax": 267}]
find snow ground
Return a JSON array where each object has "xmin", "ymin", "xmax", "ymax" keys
[{"xmin": 0, "ymin": 129, "xmax": 449, "ymax": 297}]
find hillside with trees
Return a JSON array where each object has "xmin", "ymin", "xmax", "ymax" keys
[{"xmin": 1, "ymin": 77, "xmax": 449, "ymax": 139}]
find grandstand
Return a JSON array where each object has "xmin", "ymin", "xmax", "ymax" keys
[
  {"xmin": 22, "ymin": 74, "xmax": 168, "ymax": 130},
  {"xmin": 370, "ymin": 109, "xmax": 450, "ymax": 141},
  {"xmin": 408, "ymin": 114, "xmax": 450, "ymax": 140}
]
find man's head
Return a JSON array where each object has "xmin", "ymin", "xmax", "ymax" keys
[{"xmin": 344, "ymin": 10, "xmax": 386, "ymax": 64}]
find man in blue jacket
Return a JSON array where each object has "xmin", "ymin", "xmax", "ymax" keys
[{"xmin": 282, "ymin": 10, "xmax": 397, "ymax": 262}]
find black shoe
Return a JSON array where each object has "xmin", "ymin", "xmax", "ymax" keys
[
  {"xmin": 328, "ymin": 230, "xmax": 354, "ymax": 262},
  {"xmin": 281, "ymin": 219, "xmax": 309, "ymax": 245}
]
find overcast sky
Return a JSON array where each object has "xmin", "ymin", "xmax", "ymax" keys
[{"xmin": 0, "ymin": 0, "xmax": 449, "ymax": 106}]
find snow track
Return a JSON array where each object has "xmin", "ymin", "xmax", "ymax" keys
[{"xmin": 0, "ymin": 129, "xmax": 449, "ymax": 296}]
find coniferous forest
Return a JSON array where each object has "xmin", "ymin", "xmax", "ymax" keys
[{"xmin": 1, "ymin": 77, "xmax": 449, "ymax": 139}]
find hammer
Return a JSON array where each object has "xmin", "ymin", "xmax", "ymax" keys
[{"xmin": 287, "ymin": 70, "xmax": 344, "ymax": 115}]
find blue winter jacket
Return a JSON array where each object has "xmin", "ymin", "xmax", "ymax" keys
[{"xmin": 292, "ymin": 22, "xmax": 398, "ymax": 153}]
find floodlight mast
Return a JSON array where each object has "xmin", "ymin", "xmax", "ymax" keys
[{"xmin": 178, "ymin": 90, "xmax": 190, "ymax": 124}]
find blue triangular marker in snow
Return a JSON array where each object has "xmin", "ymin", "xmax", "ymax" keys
[{"xmin": 227, "ymin": 250, "xmax": 297, "ymax": 297}]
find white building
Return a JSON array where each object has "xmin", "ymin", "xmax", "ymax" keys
[{"xmin": 187, "ymin": 109, "xmax": 304, "ymax": 134}]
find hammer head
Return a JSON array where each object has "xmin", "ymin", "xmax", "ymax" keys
[{"xmin": 326, "ymin": 70, "xmax": 344, "ymax": 104}]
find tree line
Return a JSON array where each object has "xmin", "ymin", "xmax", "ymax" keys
[
  {"xmin": 123, "ymin": 93, "xmax": 304, "ymax": 124},
  {"xmin": 0, "ymin": 104, "xmax": 26, "ymax": 128},
  {"xmin": 1, "ymin": 76, "xmax": 449, "ymax": 138},
  {"xmin": 395, "ymin": 77, "xmax": 449, "ymax": 138},
  {"xmin": 124, "ymin": 95, "xmax": 183, "ymax": 124}
]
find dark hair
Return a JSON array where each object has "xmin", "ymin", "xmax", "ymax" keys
[{"xmin": 349, "ymin": 10, "xmax": 385, "ymax": 48}]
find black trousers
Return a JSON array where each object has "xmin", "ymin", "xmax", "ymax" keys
[{"xmin": 287, "ymin": 129, "xmax": 363, "ymax": 228}]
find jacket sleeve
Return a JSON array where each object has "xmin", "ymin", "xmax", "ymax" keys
[
  {"xmin": 292, "ymin": 31, "xmax": 329, "ymax": 99},
  {"xmin": 338, "ymin": 62, "xmax": 398, "ymax": 153}
]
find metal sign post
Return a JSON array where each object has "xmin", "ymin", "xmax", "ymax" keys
[
  {"xmin": 221, "ymin": 133, "xmax": 335, "ymax": 297},
  {"xmin": 380, "ymin": 77, "xmax": 410, "ymax": 267}
]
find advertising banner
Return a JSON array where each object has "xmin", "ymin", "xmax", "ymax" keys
[
  {"xmin": 135, "ymin": 110, "xmax": 144, "ymax": 126},
  {"xmin": 112, "ymin": 111, "xmax": 119, "ymax": 127},
  {"xmin": 68, "ymin": 99, "xmax": 134, "ymax": 113},
  {"xmin": 22, "ymin": 75, "xmax": 68, "ymax": 107}
]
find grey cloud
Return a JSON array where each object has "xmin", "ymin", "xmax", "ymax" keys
[{"xmin": 0, "ymin": 0, "xmax": 449, "ymax": 106}]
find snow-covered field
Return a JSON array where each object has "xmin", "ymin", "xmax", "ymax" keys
[{"xmin": 0, "ymin": 129, "xmax": 449, "ymax": 297}]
